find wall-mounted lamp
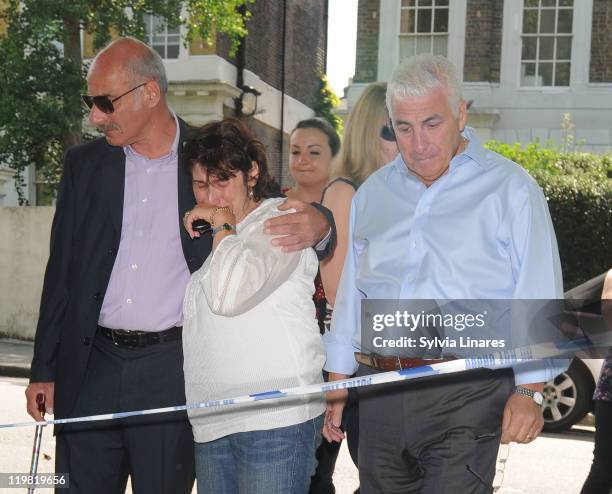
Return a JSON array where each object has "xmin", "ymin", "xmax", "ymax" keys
[{"xmin": 235, "ymin": 85, "xmax": 261, "ymax": 118}]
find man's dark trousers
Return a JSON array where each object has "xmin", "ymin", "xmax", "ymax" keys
[
  {"xmin": 356, "ymin": 366, "xmax": 514, "ymax": 494},
  {"xmin": 55, "ymin": 331, "xmax": 194, "ymax": 494}
]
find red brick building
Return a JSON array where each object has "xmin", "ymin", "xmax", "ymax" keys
[{"xmin": 139, "ymin": 0, "xmax": 329, "ymax": 187}]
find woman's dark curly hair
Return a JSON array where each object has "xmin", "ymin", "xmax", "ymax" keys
[{"xmin": 181, "ymin": 118, "xmax": 279, "ymax": 201}]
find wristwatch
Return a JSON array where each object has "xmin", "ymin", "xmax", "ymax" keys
[
  {"xmin": 514, "ymin": 386, "xmax": 544, "ymax": 406},
  {"xmin": 212, "ymin": 223, "xmax": 235, "ymax": 235}
]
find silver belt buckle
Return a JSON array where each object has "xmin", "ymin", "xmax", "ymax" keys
[{"xmin": 110, "ymin": 329, "xmax": 120, "ymax": 346}]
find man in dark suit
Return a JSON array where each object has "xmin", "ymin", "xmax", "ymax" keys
[{"xmin": 25, "ymin": 37, "xmax": 334, "ymax": 494}]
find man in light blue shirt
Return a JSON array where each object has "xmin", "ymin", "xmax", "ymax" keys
[{"xmin": 322, "ymin": 55, "xmax": 566, "ymax": 493}]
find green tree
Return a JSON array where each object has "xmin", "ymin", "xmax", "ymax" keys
[
  {"xmin": 485, "ymin": 140, "xmax": 612, "ymax": 287},
  {"xmin": 0, "ymin": 0, "xmax": 250, "ymax": 204},
  {"xmin": 312, "ymin": 71, "xmax": 343, "ymax": 135}
]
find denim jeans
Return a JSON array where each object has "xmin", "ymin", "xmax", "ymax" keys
[{"xmin": 195, "ymin": 414, "xmax": 324, "ymax": 494}]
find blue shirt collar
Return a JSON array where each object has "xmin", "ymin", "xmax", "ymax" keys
[{"xmin": 458, "ymin": 126, "xmax": 491, "ymax": 170}]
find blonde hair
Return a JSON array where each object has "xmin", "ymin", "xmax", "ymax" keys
[{"xmin": 332, "ymin": 82, "xmax": 389, "ymax": 185}]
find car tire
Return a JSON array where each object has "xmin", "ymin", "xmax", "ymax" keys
[{"xmin": 542, "ymin": 358, "xmax": 595, "ymax": 432}]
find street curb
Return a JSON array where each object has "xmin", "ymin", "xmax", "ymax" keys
[
  {"xmin": 0, "ymin": 365, "xmax": 30, "ymax": 379},
  {"xmin": 0, "ymin": 337, "xmax": 34, "ymax": 379}
]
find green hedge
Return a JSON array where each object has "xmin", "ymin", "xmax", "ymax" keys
[{"xmin": 485, "ymin": 141, "xmax": 612, "ymax": 289}]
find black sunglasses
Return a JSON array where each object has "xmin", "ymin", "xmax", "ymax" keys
[
  {"xmin": 380, "ymin": 123, "xmax": 396, "ymax": 142},
  {"xmin": 81, "ymin": 82, "xmax": 148, "ymax": 114}
]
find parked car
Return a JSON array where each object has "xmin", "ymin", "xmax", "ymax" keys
[
  {"xmin": 542, "ymin": 357, "xmax": 602, "ymax": 432},
  {"xmin": 542, "ymin": 272, "xmax": 608, "ymax": 432}
]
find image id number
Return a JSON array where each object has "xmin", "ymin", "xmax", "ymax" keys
[{"xmin": 0, "ymin": 473, "xmax": 69, "ymax": 488}]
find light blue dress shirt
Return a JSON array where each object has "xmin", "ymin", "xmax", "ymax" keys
[{"xmin": 324, "ymin": 127, "xmax": 567, "ymax": 385}]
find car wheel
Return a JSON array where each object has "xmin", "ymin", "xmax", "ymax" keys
[{"xmin": 542, "ymin": 359, "xmax": 595, "ymax": 432}]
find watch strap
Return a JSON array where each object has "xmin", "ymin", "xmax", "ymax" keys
[
  {"xmin": 212, "ymin": 223, "xmax": 235, "ymax": 235},
  {"xmin": 514, "ymin": 386, "xmax": 543, "ymax": 405}
]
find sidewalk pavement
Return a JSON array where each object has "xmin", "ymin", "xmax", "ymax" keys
[{"xmin": 0, "ymin": 338, "xmax": 32, "ymax": 378}]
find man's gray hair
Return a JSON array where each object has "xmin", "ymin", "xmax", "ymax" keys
[
  {"xmin": 124, "ymin": 39, "xmax": 168, "ymax": 94},
  {"xmin": 386, "ymin": 54, "xmax": 463, "ymax": 118}
]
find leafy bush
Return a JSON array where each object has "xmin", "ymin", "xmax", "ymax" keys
[
  {"xmin": 311, "ymin": 72, "xmax": 343, "ymax": 135},
  {"xmin": 486, "ymin": 141, "xmax": 612, "ymax": 288}
]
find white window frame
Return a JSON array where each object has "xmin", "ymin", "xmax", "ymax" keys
[
  {"xmin": 500, "ymin": 0, "xmax": 592, "ymax": 91},
  {"xmin": 378, "ymin": 0, "xmax": 466, "ymax": 83},
  {"xmin": 143, "ymin": 13, "xmax": 181, "ymax": 60},
  {"xmin": 519, "ymin": 0, "xmax": 574, "ymax": 88},
  {"xmin": 398, "ymin": 0, "xmax": 450, "ymax": 59}
]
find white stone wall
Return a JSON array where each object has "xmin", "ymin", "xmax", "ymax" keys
[
  {"xmin": 0, "ymin": 207, "xmax": 53, "ymax": 339},
  {"xmin": 0, "ymin": 167, "xmax": 33, "ymax": 207}
]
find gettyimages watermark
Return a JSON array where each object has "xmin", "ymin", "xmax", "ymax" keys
[
  {"xmin": 369, "ymin": 308, "xmax": 501, "ymax": 349},
  {"xmin": 360, "ymin": 299, "xmax": 611, "ymax": 359}
]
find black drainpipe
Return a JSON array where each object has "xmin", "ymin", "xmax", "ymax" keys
[
  {"xmin": 323, "ymin": 0, "xmax": 329, "ymax": 74},
  {"xmin": 278, "ymin": 0, "xmax": 287, "ymax": 184},
  {"xmin": 234, "ymin": 3, "xmax": 247, "ymax": 117}
]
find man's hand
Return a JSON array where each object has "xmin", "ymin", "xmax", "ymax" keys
[
  {"xmin": 500, "ymin": 390, "xmax": 544, "ymax": 444},
  {"xmin": 264, "ymin": 199, "xmax": 329, "ymax": 252},
  {"xmin": 25, "ymin": 382, "xmax": 54, "ymax": 420}
]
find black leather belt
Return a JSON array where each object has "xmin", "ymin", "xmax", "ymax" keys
[{"xmin": 98, "ymin": 325, "xmax": 182, "ymax": 348}]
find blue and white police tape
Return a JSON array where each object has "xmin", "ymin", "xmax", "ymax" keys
[{"xmin": 0, "ymin": 334, "xmax": 605, "ymax": 430}]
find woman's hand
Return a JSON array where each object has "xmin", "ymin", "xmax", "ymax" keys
[
  {"xmin": 183, "ymin": 204, "xmax": 235, "ymax": 239},
  {"xmin": 322, "ymin": 371, "xmax": 350, "ymax": 443},
  {"xmin": 322, "ymin": 388, "xmax": 348, "ymax": 443},
  {"xmin": 183, "ymin": 204, "xmax": 215, "ymax": 239}
]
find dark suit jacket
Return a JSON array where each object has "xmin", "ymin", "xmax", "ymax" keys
[{"xmin": 30, "ymin": 118, "xmax": 211, "ymax": 418}]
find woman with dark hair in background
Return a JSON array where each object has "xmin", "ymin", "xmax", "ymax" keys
[
  {"xmin": 285, "ymin": 117, "xmax": 341, "ymax": 494},
  {"xmin": 286, "ymin": 117, "xmax": 340, "ymax": 204},
  {"xmin": 286, "ymin": 117, "xmax": 340, "ymax": 335},
  {"xmin": 181, "ymin": 118, "xmax": 326, "ymax": 494}
]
